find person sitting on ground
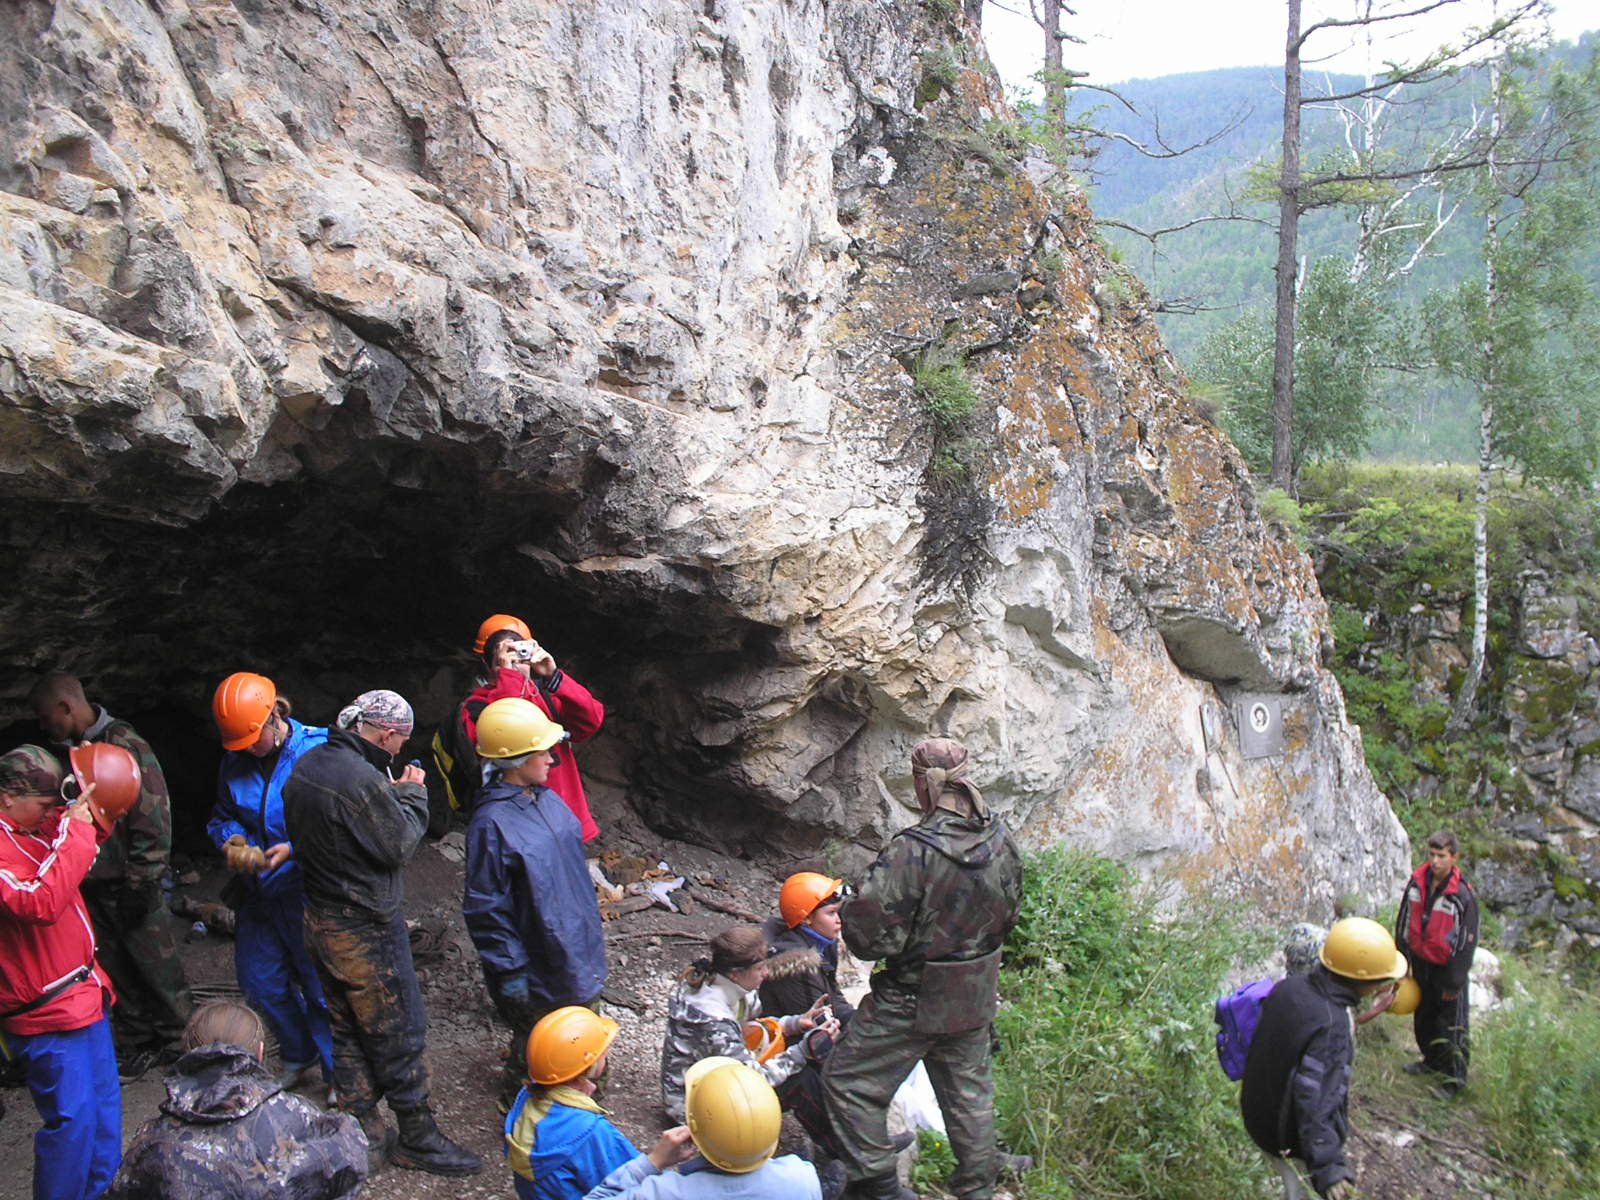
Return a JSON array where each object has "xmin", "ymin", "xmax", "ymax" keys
[
  {"xmin": 456, "ymin": 614, "xmax": 606, "ymax": 838},
  {"xmin": 505, "ymin": 1006, "xmax": 638, "ymax": 1200},
  {"xmin": 584, "ymin": 1057, "xmax": 821, "ymax": 1199},
  {"xmin": 759, "ymin": 873, "xmax": 856, "ymax": 1031},
  {"xmin": 108, "ymin": 1000, "xmax": 366, "ymax": 1199},
  {"xmin": 660, "ymin": 926, "xmax": 838, "ymax": 1126},
  {"xmin": 1241, "ymin": 917, "xmax": 1403, "ymax": 1200},
  {"xmin": 466, "ymin": 698, "xmax": 608, "ymax": 1107}
]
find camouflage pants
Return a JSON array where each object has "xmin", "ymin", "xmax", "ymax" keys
[
  {"xmin": 82, "ymin": 879, "xmax": 192, "ymax": 1049},
  {"xmin": 822, "ymin": 988, "xmax": 997, "ymax": 1198},
  {"xmin": 303, "ymin": 907, "xmax": 429, "ymax": 1116}
]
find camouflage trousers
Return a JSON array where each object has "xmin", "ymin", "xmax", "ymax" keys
[
  {"xmin": 82, "ymin": 879, "xmax": 192, "ymax": 1049},
  {"xmin": 822, "ymin": 988, "xmax": 997, "ymax": 1198},
  {"xmin": 303, "ymin": 907, "xmax": 430, "ymax": 1117}
]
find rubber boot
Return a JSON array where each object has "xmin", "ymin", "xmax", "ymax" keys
[
  {"xmin": 391, "ymin": 1106, "xmax": 484, "ymax": 1176},
  {"xmin": 844, "ymin": 1172, "xmax": 920, "ymax": 1200},
  {"xmin": 355, "ymin": 1107, "xmax": 395, "ymax": 1176}
]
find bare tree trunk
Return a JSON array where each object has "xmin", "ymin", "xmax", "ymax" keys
[
  {"xmin": 1271, "ymin": 0, "xmax": 1303, "ymax": 490},
  {"xmin": 1041, "ymin": 0, "xmax": 1066, "ymax": 129}
]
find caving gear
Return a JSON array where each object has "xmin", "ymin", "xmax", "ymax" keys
[
  {"xmin": 212, "ymin": 673, "xmax": 277, "ymax": 751},
  {"xmin": 1389, "ymin": 975, "xmax": 1422, "ymax": 1017},
  {"xmin": 392, "ymin": 1105, "xmax": 484, "ymax": 1177},
  {"xmin": 477, "ymin": 697, "xmax": 567, "ymax": 759},
  {"xmin": 67, "ymin": 743, "xmax": 142, "ymax": 833},
  {"xmin": 476, "ymin": 614, "xmax": 532, "ymax": 654},
  {"xmin": 743, "ymin": 1017, "xmax": 787, "ymax": 1064},
  {"xmin": 780, "ymin": 872, "xmax": 845, "ymax": 928},
  {"xmin": 685, "ymin": 1057, "xmax": 781, "ymax": 1174},
  {"xmin": 1319, "ymin": 916, "xmax": 1406, "ymax": 981},
  {"xmin": 527, "ymin": 1006, "xmax": 619, "ymax": 1085}
]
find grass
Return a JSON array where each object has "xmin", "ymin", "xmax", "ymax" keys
[{"xmin": 911, "ymin": 346, "xmax": 978, "ymax": 440}]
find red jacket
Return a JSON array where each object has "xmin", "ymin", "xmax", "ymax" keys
[
  {"xmin": 1397, "ymin": 862, "xmax": 1479, "ymax": 990},
  {"xmin": 463, "ymin": 667, "xmax": 605, "ymax": 842},
  {"xmin": 0, "ymin": 811, "xmax": 115, "ymax": 1036}
]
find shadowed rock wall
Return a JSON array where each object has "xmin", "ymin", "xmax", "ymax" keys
[{"xmin": 0, "ymin": 0, "xmax": 1407, "ymax": 916}]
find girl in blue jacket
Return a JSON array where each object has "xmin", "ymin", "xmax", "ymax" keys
[{"xmin": 208, "ymin": 671, "xmax": 334, "ymax": 1090}]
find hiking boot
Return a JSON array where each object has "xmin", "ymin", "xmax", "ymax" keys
[
  {"xmin": 392, "ymin": 1106, "xmax": 483, "ymax": 1176},
  {"xmin": 889, "ymin": 1130, "xmax": 917, "ymax": 1153},
  {"xmin": 820, "ymin": 1158, "xmax": 849, "ymax": 1200},
  {"xmin": 1402, "ymin": 1060, "xmax": 1432, "ymax": 1076},
  {"xmin": 844, "ymin": 1172, "xmax": 919, "ymax": 1200},
  {"xmin": 356, "ymin": 1107, "xmax": 396, "ymax": 1176},
  {"xmin": 116, "ymin": 1046, "xmax": 158, "ymax": 1083},
  {"xmin": 999, "ymin": 1151, "xmax": 1033, "ymax": 1178}
]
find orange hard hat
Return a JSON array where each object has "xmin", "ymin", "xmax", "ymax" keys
[
  {"xmin": 1388, "ymin": 975, "xmax": 1423, "ymax": 1017},
  {"xmin": 213, "ymin": 673, "xmax": 278, "ymax": 751},
  {"xmin": 474, "ymin": 614, "xmax": 532, "ymax": 654},
  {"xmin": 69, "ymin": 744, "xmax": 142, "ymax": 833},
  {"xmin": 742, "ymin": 1017, "xmax": 787, "ymax": 1064},
  {"xmin": 525, "ymin": 1006, "xmax": 619, "ymax": 1085},
  {"xmin": 779, "ymin": 872, "xmax": 845, "ymax": 928}
]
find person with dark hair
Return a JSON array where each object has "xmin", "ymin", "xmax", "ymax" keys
[
  {"xmin": 1395, "ymin": 829, "xmax": 1479, "ymax": 1094},
  {"xmin": 108, "ymin": 1000, "xmax": 367, "ymax": 1198},
  {"xmin": 31, "ymin": 671, "xmax": 193, "ymax": 1078},
  {"xmin": 0, "ymin": 744, "xmax": 121, "ymax": 1200},
  {"xmin": 456, "ymin": 614, "xmax": 605, "ymax": 837},
  {"xmin": 284, "ymin": 689, "xmax": 482, "ymax": 1178},
  {"xmin": 208, "ymin": 671, "xmax": 335, "ymax": 1097},
  {"xmin": 821, "ymin": 738, "xmax": 1025, "ymax": 1200},
  {"xmin": 760, "ymin": 873, "xmax": 855, "ymax": 1030}
]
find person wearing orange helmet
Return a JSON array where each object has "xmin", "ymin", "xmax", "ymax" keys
[
  {"xmin": 503, "ymin": 1006, "xmax": 637, "ymax": 1199},
  {"xmin": 452, "ymin": 613, "xmax": 606, "ymax": 840},
  {"xmin": 759, "ymin": 873, "xmax": 855, "ymax": 1032},
  {"xmin": 30, "ymin": 672, "xmax": 194, "ymax": 1080},
  {"xmin": 206, "ymin": 671, "xmax": 335, "ymax": 1097},
  {"xmin": 0, "ymin": 745, "xmax": 122, "ymax": 1199}
]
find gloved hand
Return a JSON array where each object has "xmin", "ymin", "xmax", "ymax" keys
[
  {"xmin": 116, "ymin": 882, "xmax": 161, "ymax": 925},
  {"xmin": 801, "ymin": 1026, "xmax": 835, "ymax": 1062},
  {"xmin": 223, "ymin": 835, "xmax": 268, "ymax": 875},
  {"xmin": 492, "ymin": 974, "xmax": 535, "ymax": 1023}
]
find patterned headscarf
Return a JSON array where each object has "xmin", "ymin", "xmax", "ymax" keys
[
  {"xmin": 335, "ymin": 689, "xmax": 415, "ymax": 736},
  {"xmin": 1284, "ymin": 922, "xmax": 1328, "ymax": 975},
  {"xmin": 910, "ymin": 738, "xmax": 987, "ymax": 817},
  {"xmin": 0, "ymin": 745, "xmax": 66, "ymax": 796}
]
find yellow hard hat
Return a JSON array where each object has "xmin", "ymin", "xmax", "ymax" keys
[
  {"xmin": 526, "ymin": 1006, "xmax": 619, "ymax": 1085},
  {"xmin": 476, "ymin": 697, "xmax": 566, "ymax": 759},
  {"xmin": 684, "ymin": 1057, "xmax": 780, "ymax": 1174},
  {"xmin": 1320, "ymin": 917, "xmax": 1407, "ymax": 981},
  {"xmin": 1388, "ymin": 975, "xmax": 1423, "ymax": 1017}
]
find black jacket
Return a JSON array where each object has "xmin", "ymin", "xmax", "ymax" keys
[
  {"xmin": 758, "ymin": 917, "xmax": 855, "ymax": 1025},
  {"xmin": 1240, "ymin": 966, "xmax": 1359, "ymax": 1197},
  {"xmin": 282, "ymin": 729, "xmax": 428, "ymax": 919}
]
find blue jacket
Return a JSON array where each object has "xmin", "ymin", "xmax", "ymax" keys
[
  {"xmin": 464, "ymin": 780, "xmax": 607, "ymax": 1006},
  {"xmin": 209, "ymin": 719, "xmax": 328, "ymax": 901},
  {"xmin": 505, "ymin": 1089, "xmax": 637, "ymax": 1200},
  {"xmin": 583, "ymin": 1153, "xmax": 820, "ymax": 1199}
]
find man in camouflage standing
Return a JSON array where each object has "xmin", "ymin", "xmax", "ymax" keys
[
  {"xmin": 31, "ymin": 672, "xmax": 192, "ymax": 1078},
  {"xmin": 822, "ymin": 738, "xmax": 1025, "ymax": 1200}
]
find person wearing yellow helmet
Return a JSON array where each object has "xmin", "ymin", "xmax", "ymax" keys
[
  {"xmin": 585, "ymin": 1059, "xmax": 822, "ymax": 1198},
  {"xmin": 1241, "ymin": 917, "xmax": 1407, "ymax": 1200},
  {"xmin": 504, "ymin": 1006, "xmax": 637, "ymax": 1199},
  {"xmin": 468, "ymin": 698, "xmax": 608, "ymax": 1109}
]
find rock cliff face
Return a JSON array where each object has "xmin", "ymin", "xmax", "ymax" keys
[{"xmin": 0, "ymin": 0, "xmax": 1408, "ymax": 913}]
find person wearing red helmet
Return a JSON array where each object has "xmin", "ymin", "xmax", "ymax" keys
[
  {"xmin": 0, "ymin": 744, "xmax": 122, "ymax": 1199},
  {"xmin": 30, "ymin": 671, "xmax": 193, "ymax": 1081},
  {"xmin": 451, "ymin": 614, "xmax": 606, "ymax": 840},
  {"xmin": 759, "ymin": 873, "xmax": 856, "ymax": 1030}
]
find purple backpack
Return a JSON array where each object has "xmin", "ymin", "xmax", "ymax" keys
[{"xmin": 1214, "ymin": 977, "xmax": 1276, "ymax": 1080}]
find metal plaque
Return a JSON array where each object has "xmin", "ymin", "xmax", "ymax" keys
[{"xmin": 1236, "ymin": 694, "xmax": 1285, "ymax": 759}]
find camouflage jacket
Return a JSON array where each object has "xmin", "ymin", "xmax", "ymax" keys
[
  {"xmin": 659, "ymin": 976, "xmax": 808, "ymax": 1121},
  {"xmin": 108, "ymin": 1043, "xmax": 367, "ymax": 1198},
  {"xmin": 842, "ymin": 806, "xmax": 1024, "ymax": 996},
  {"xmin": 77, "ymin": 708, "xmax": 172, "ymax": 887}
]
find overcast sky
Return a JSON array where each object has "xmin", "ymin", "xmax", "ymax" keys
[{"xmin": 983, "ymin": 0, "xmax": 1598, "ymax": 95}]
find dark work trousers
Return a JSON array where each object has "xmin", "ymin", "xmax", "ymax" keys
[
  {"xmin": 775, "ymin": 1060, "xmax": 846, "ymax": 1160},
  {"xmin": 304, "ymin": 906, "xmax": 430, "ymax": 1117},
  {"xmin": 1413, "ymin": 962, "xmax": 1470, "ymax": 1083},
  {"xmin": 823, "ymin": 989, "xmax": 997, "ymax": 1197},
  {"xmin": 82, "ymin": 879, "xmax": 193, "ymax": 1050}
]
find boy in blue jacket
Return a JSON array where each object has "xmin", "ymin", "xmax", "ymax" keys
[{"xmin": 467, "ymin": 698, "xmax": 608, "ymax": 1105}]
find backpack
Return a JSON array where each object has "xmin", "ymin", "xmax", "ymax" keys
[
  {"xmin": 424, "ymin": 706, "xmax": 480, "ymax": 838},
  {"xmin": 1214, "ymin": 977, "xmax": 1277, "ymax": 1080}
]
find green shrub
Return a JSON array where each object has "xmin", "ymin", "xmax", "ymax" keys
[
  {"xmin": 913, "ymin": 347, "xmax": 978, "ymax": 438},
  {"xmin": 909, "ymin": 1129, "xmax": 956, "ymax": 1192},
  {"xmin": 995, "ymin": 849, "xmax": 1275, "ymax": 1198}
]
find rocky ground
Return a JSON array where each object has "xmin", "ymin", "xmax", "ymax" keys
[{"xmin": 0, "ymin": 807, "xmax": 1529, "ymax": 1199}]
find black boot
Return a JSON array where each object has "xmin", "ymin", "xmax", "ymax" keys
[
  {"xmin": 391, "ymin": 1106, "xmax": 484, "ymax": 1176},
  {"xmin": 844, "ymin": 1172, "xmax": 919, "ymax": 1200},
  {"xmin": 354, "ymin": 1107, "xmax": 395, "ymax": 1176}
]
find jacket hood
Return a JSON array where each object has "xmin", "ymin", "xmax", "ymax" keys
[
  {"xmin": 160, "ymin": 1044, "xmax": 282, "ymax": 1124},
  {"xmin": 901, "ymin": 809, "xmax": 1011, "ymax": 867}
]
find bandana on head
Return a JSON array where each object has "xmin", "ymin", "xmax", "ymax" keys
[
  {"xmin": 910, "ymin": 737, "xmax": 987, "ymax": 817},
  {"xmin": 1284, "ymin": 922, "xmax": 1328, "ymax": 974},
  {"xmin": 0, "ymin": 745, "xmax": 65, "ymax": 796},
  {"xmin": 336, "ymin": 689, "xmax": 414, "ymax": 735}
]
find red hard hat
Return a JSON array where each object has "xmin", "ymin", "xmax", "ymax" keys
[
  {"xmin": 213, "ymin": 673, "xmax": 277, "ymax": 751},
  {"xmin": 474, "ymin": 614, "xmax": 531, "ymax": 654},
  {"xmin": 69, "ymin": 744, "xmax": 142, "ymax": 833}
]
